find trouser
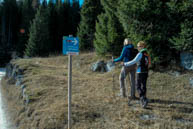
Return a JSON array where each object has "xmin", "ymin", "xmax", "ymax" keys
[
  {"xmin": 136, "ymin": 73, "xmax": 148, "ymax": 98},
  {"xmin": 119, "ymin": 64, "xmax": 136, "ymax": 97}
]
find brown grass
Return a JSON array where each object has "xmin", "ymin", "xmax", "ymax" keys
[{"xmin": 1, "ymin": 52, "xmax": 193, "ymax": 129}]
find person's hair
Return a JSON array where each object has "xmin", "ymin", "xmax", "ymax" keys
[
  {"xmin": 137, "ymin": 41, "xmax": 146, "ymax": 48},
  {"xmin": 123, "ymin": 38, "xmax": 131, "ymax": 46}
]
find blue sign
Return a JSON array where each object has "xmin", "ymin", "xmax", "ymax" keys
[{"xmin": 63, "ymin": 36, "xmax": 79, "ymax": 55}]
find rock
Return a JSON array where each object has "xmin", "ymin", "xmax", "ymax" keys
[
  {"xmin": 180, "ymin": 52, "xmax": 193, "ymax": 70},
  {"xmin": 190, "ymin": 78, "xmax": 193, "ymax": 87},
  {"xmin": 91, "ymin": 61, "xmax": 106, "ymax": 72},
  {"xmin": 139, "ymin": 114, "xmax": 157, "ymax": 120},
  {"xmin": 168, "ymin": 71, "xmax": 181, "ymax": 77},
  {"xmin": 91, "ymin": 60, "xmax": 116, "ymax": 72}
]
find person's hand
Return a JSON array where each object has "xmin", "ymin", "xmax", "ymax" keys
[
  {"xmin": 112, "ymin": 59, "xmax": 114, "ymax": 63},
  {"xmin": 121, "ymin": 62, "xmax": 125, "ymax": 66}
]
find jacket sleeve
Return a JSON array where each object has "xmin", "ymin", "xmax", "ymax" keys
[
  {"xmin": 113, "ymin": 47, "xmax": 126, "ymax": 62},
  {"xmin": 113, "ymin": 44, "xmax": 133, "ymax": 62},
  {"xmin": 124, "ymin": 53, "xmax": 142, "ymax": 67}
]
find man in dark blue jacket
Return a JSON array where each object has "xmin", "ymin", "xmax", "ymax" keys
[{"xmin": 113, "ymin": 38, "xmax": 136, "ymax": 99}]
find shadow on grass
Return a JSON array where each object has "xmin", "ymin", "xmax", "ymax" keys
[
  {"xmin": 149, "ymin": 98, "xmax": 193, "ymax": 113},
  {"xmin": 149, "ymin": 99, "xmax": 193, "ymax": 106}
]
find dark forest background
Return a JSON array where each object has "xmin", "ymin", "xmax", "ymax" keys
[{"xmin": 0, "ymin": 0, "xmax": 193, "ymax": 67}]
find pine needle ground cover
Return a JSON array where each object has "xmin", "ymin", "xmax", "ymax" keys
[{"xmin": 1, "ymin": 52, "xmax": 193, "ymax": 129}]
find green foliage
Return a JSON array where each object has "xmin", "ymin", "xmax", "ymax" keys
[
  {"xmin": 16, "ymin": 0, "xmax": 35, "ymax": 56},
  {"xmin": 0, "ymin": 0, "xmax": 20, "ymax": 50},
  {"xmin": 47, "ymin": 1, "xmax": 58, "ymax": 53},
  {"xmin": 117, "ymin": 0, "xmax": 182, "ymax": 64},
  {"xmin": 54, "ymin": 1, "xmax": 80, "ymax": 52},
  {"xmin": 94, "ymin": 13, "xmax": 108, "ymax": 55},
  {"xmin": 68, "ymin": 1, "xmax": 80, "ymax": 35},
  {"xmin": 94, "ymin": 0, "xmax": 124, "ymax": 56},
  {"xmin": 1, "ymin": 0, "xmax": 193, "ymax": 66},
  {"xmin": 77, "ymin": 0, "xmax": 102, "ymax": 51},
  {"xmin": 169, "ymin": 20, "xmax": 193, "ymax": 53},
  {"xmin": 25, "ymin": 4, "xmax": 51, "ymax": 57},
  {"xmin": 169, "ymin": 1, "xmax": 193, "ymax": 53}
]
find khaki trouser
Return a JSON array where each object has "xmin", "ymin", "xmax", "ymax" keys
[{"xmin": 119, "ymin": 64, "xmax": 136, "ymax": 97}]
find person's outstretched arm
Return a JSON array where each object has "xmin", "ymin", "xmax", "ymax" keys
[
  {"xmin": 113, "ymin": 47, "xmax": 126, "ymax": 62},
  {"xmin": 114, "ymin": 45, "xmax": 133, "ymax": 62},
  {"xmin": 124, "ymin": 53, "xmax": 142, "ymax": 67}
]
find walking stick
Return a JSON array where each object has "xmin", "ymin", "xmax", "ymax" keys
[{"xmin": 112, "ymin": 56, "xmax": 116, "ymax": 98}]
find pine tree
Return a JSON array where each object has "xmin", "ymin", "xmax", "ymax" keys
[
  {"xmin": 169, "ymin": 1, "xmax": 193, "ymax": 53},
  {"xmin": 54, "ymin": 0, "xmax": 68, "ymax": 52},
  {"xmin": 47, "ymin": 1, "xmax": 58, "ymax": 53},
  {"xmin": 94, "ymin": 0, "xmax": 124, "ymax": 56},
  {"xmin": 0, "ymin": 0, "xmax": 19, "ymax": 50},
  {"xmin": 32, "ymin": 0, "xmax": 40, "ymax": 9},
  {"xmin": 68, "ymin": 0, "xmax": 80, "ymax": 35},
  {"xmin": 25, "ymin": 3, "xmax": 51, "ymax": 57},
  {"xmin": 17, "ymin": 0, "xmax": 35, "ymax": 56},
  {"xmin": 77, "ymin": 0, "xmax": 102, "ymax": 51},
  {"xmin": 117, "ymin": 0, "xmax": 176, "ymax": 64}
]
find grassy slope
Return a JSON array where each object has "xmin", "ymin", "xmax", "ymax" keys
[{"xmin": 1, "ymin": 52, "xmax": 193, "ymax": 129}]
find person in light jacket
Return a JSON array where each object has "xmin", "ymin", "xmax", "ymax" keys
[
  {"xmin": 123, "ymin": 41, "xmax": 151, "ymax": 108},
  {"xmin": 113, "ymin": 38, "xmax": 137, "ymax": 99}
]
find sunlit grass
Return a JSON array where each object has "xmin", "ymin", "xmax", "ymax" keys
[{"xmin": 1, "ymin": 52, "xmax": 193, "ymax": 129}]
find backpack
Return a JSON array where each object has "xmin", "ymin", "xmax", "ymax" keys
[{"xmin": 130, "ymin": 48, "xmax": 138, "ymax": 60}]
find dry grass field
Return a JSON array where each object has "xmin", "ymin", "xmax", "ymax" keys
[{"xmin": 1, "ymin": 52, "xmax": 193, "ymax": 129}]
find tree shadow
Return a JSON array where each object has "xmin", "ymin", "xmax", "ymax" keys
[
  {"xmin": 149, "ymin": 98, "xmax": 193, "ymax": 113},
  {"xmin": 149, "ymin": 99, "xmax": 193, "ymax": 106}
]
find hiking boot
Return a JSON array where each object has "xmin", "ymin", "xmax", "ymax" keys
[
  {"xmin": 144, "ymin": 98, "xmax": 148, "ymax": 108},
  {"xmin": 117, "ymin": 93, "xmax": 126, "ymax": 98},
  {"xmin": 128, "ymin": 96, "xmax": 137, "ymax": 100},
  {"xmin": 140, "ymin": 97, "xmax": 144, "ymax": 107},
  {"xmin": 142, "ymin": 97, "xmax": 148, "ymax": 109}
]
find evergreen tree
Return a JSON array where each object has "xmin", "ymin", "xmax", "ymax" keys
[
  {"xmin": 68, "ymin": 0, "xmax": 80, "ymax": 35},
  {"xmin": 94, "ymin": 13, "xmax": 108, "ymax": 55},
  {"xmin": 32, "ymin": 0, "xmax": 40, "ymax": 9},
  {"xmin": 17, "ymin": 0, "xmax": 35, "ymax": 56},
  {"xmin": 53, "ymin": 0, "xmax": 80, "ymax": 53},
  {"xmin": 170, "ymin": 20, "xmax": 193, "ymax": 53},
  {"xmin": 77, "ymin": 0, "xmax": 102, "ymax": 51},
  {"xmin": 117, "ymin": 0, "xmax": 177, "ymax": 64},
  {"xmin": 55, "ymin": 0, "xmax": 68, "ymax": 52},
  {"xmin": 0, "ymin": 0, "xmax": 19, "ymax": 51},
  {"xmin": 47, "ymin": 1, "xmax": 58, "ymax": 53},
  {"xmin": 169, "ymin": 1, "xmax": 193, "ymax": 53},
  {"xmin": 25, "ymin": 3, "xmax": 51, "ymax": 57},
  {"xmin": 94, "ymin": 0, "xmax": 124, "ymax": 56}
]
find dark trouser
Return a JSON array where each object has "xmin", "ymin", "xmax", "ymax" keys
[{"xmin": 136, "ymin": 73, "xmax": 148, "ymax": 98}]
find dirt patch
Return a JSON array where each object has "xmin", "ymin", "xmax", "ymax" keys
[{"xmin": 1, "ymin": 52, "xmax": 193, "ymax": 129}]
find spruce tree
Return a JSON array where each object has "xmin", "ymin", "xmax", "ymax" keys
[
  {"xmin": 25, "ymin": 3, "xmax": 51, "ymax": 57},
  {"xmin": 77, "ymin": 0, "xmax": 102, "ymax": 51},
  {"xmin": 47, "ymin": 1, "xmax": 58, "ymax": 53},
  {"xmin": 0, "ymin": 0, "xmax": 19, "ymax": 50},
  {"xmin": 17, "ymin": 0, "xmax": 35, "ymax": 56},
  {"xmin": 94, "ymin": 0, "xmax": 124, "ymax": 56},
  {"xmin": 94, "ymin": 13, "xmax": 108, "ymax": 55},
  {"xmin": 55, "ymin": 0, "xmax": 68, "ymax": 52},
  {"xmin": 117, "ymin": 0, "xmax": 176, "ymax": 64},
  {"xmin": 68, "ymin": 0, "xmax": 80, "ymax": 35},
  {"xmin": 169, "ymin": 1, "xmax": 193, "ymax": 53}
]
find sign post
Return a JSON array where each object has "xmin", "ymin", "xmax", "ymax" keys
[
  {"xmin": 63, "ymin": 35, "xmax": 79, "ymax": 129},
  {"xmin": 68, "ymin": 54, "xmax": 72, "ymax": 129}
]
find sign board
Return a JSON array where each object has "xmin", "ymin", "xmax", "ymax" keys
[{"xmin": 63, "ymin": 36, "xmax": 79, "ymax": 55}]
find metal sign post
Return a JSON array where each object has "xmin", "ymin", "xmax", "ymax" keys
[
  {"xmin": 63, "ymin": 35, "xmax": 79, "ymax": 129},
  {"xmin": 68, "ymin": 54, "xmax": 72, "ymax": 129}
]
